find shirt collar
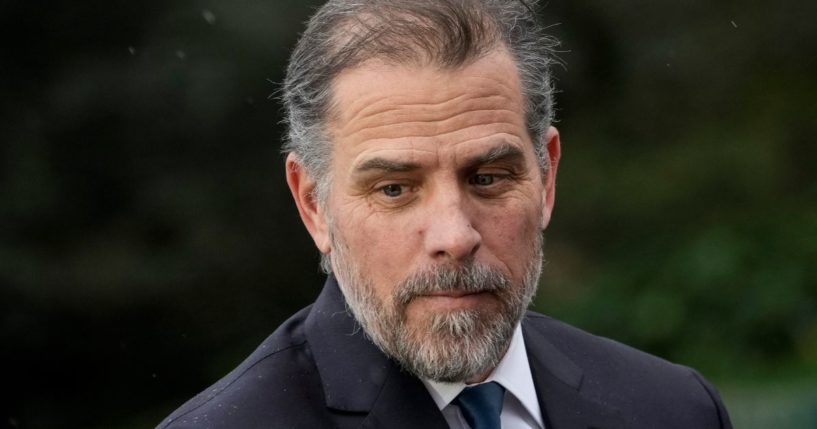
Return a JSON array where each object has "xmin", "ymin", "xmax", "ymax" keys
[{"xmin": 421, "ymin": 324, "xmax": 544, "ymax": 428}]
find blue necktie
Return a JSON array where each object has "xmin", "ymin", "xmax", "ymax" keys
[{"xmin": 455, "ymin": 381, "xmax": 506, "ymax": 429}]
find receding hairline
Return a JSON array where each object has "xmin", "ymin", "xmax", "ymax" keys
[
  {"xmin": 323, "ymin": 43, "xmax": 523, "ymax": 142},
  {"xmin": 323, "ymin": 2, "xmax": 501, "ymax": 67}
]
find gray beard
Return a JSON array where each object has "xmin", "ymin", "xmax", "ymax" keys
[{"xmin": 330, "ymin": 231, "xmax": 543, "ymax": 383}]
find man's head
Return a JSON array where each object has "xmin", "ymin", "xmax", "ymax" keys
[{"xmin": 283, "ymin": 0, "xmax": 561, "ymax": 383}]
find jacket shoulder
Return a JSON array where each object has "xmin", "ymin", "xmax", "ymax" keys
[
  {"xmin": 157, "ymin": 305, "xmax": 332, "ymax": 429},
  {"xmin": 523, "ymin": 312, "xmax": 732, "ymax": 428}
]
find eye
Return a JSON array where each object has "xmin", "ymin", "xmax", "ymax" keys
[
  {"xmin": 381, "ymin": 184, "xmax": 404, "ymax": 197},
  {"xmin": 470, "ymin": 174, "xmax": 495, "ymax": 186}
]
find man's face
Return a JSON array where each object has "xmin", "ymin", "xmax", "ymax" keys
[{"xmin": 288, "ymin": 48, "xmax": 560, "ymax": 382}]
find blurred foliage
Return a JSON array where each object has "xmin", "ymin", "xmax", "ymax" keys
[
  {"xmin": 536, "ymin": 0, "xmax": 817, "ymax": 381},
  {"xmin": 1, "ymin": 0, "xmax": 815, "ymax": 427}
]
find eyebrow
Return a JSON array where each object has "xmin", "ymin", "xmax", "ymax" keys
[
  {"xmin": 463, "ymin": 143, "xmax": 525, "ymax": 170},
  {"xmin": 354, "ymin": 157, "xmax": 421, "ymax": 173},
  {"xmin": 352, "ymin": 143, "xmax": 525, "ymax": 174}
]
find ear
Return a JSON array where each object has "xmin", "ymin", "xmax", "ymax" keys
[
  {"xmin": 540, "ymin": 126, "xmax": 561, "ymax": 230},
  {"xmin": 285, "ymin": 153, "xmax": 331, "ymax": 254}
]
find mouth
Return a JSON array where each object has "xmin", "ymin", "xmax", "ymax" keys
[
  {"xmin": 411, "ymin": 291, "xmax": 494, "ymax": 310},
  {"xmin": 423, "ymin": 290, "xmax": 483, "ymax": 298}
]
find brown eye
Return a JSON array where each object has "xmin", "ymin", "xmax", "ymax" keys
[
  {"xmin": 381, "ymin": 184, "xmax": 403, "ymax": 197},
  {"xmin": 470, "ymin": 174, "xmax": 495, "ymax": 186}
]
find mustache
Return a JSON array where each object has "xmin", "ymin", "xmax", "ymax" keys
[{"xmin": 393, "ymin": 264, "xmax": 511, "ymax": 306}]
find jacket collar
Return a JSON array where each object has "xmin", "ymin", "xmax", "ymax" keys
[
  {"xmin": 522, "ymin": 314, "xmax": 626, "ymax": 429},
  {"xmin": 304, "ymin": 276, "xmax": 449, "ymax": 428}
]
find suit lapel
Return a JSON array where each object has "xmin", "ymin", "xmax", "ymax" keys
[
  {"xmin": 304, "ymin": 276, "xmax": 448, "ymax": 429},
  {"xmin": 360, "ymin": 365, "xmax": 449, "ymax": 429},
  {"xmin": 523, "ymin": 315, "xmax": 626, "ymax": 429}
]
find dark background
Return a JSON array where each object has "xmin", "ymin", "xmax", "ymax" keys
[{"xmin": 2, "ymin": 0, "xmax": 815, "ymax": 427}]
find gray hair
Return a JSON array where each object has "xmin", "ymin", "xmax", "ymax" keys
[{"xmin": 281, "ymin": 0, "xmax": 560, "ymax": 204}]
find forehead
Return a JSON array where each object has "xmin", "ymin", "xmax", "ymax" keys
[{"xmin": 327, "ymin": 49, "xmax": 529, "ymax": 153}]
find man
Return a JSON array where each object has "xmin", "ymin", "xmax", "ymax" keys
[{"xmin": 159, "ymin": 0, "xmax": 733, "ymax": 428}]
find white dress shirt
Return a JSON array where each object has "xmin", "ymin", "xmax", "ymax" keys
[{"xmin": 421, "ymin": 324, "xmax": 544, "ymax": 429}]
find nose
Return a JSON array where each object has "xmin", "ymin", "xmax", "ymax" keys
[{"xmin": 422, "ymin": 190, "xmax": 482, "ymax": 262}]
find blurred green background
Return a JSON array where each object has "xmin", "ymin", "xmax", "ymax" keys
[{"xmin": 1, "ymin": 0, "xmax": 815, "ymax": 427}]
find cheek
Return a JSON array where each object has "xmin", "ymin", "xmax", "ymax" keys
[
  {"xmin": 476, "ymin": 202, "xmax": 541, "ymax": 269},
  {"xmin": 482, "ymin": 199, "xmax": 539, "ymax": 236},
  {"xmin": 336, "ymin": 212, "xmax": 414, "ymax": 288}
]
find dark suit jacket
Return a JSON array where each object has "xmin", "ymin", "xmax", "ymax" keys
[{"xmin": 158, "ymin": 276, "xmax": 732, "ymax": 428}]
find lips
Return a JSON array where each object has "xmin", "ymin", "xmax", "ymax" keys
[
  {"xmin": 423, "ymin": 290, "xmax": 481, "ymax": 298},
  {"xmin": 414, "ymin": 290, "xmax": 494, "ymax": 305}
]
